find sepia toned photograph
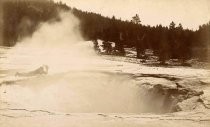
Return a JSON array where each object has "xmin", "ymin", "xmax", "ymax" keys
[{"xmin": 0, "ymin": 0, "xmax": 210, "ymax": 126}]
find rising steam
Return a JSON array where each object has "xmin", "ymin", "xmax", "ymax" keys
[
  {"xmin": 1, "ymin": 10, "xmax": 151, "ymax": 114},
  {"xmin": 5, "ymin": 11, "xmax": 97, "ymax": 72},
  {"xmin": 1, "ymin": 9, "xmax": 174, "ymax": 114}
]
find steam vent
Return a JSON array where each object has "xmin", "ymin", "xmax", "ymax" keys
[{"xmin": 0, "ymin": 0, "xmax": 210, "ymax": 127}]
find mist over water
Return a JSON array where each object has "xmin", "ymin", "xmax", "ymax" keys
[
  {"xmin": 2, "ymin": 71, "xmax": 149, "ymax": 113},
  {"xmin": 1, "ymin": 10, "xmax": 164, "ymax": 114}
]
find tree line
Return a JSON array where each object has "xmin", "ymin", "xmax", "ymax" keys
[
  {"xmin": 1, "ymin": 0, "xmax": 210, "ymax": 62},
  {"xmin": 72, "ymin": 8, "xmax": 210, "ymax": 62}
]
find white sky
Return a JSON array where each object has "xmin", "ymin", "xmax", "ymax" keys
[{"xmin": 55, "ymin": 0, "xmax": 210, "ymax": 30}]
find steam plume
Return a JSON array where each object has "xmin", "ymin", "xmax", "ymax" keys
[{"xmin": 5, "ymin": 11, "xmax": 96, "ymax": 72}]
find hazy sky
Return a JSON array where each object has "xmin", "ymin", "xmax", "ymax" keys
[{"xmin": 56, "ymin": 0, "xmax": 210, "ymax": 30}]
